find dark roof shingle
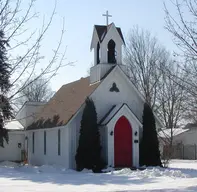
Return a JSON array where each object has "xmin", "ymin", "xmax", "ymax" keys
[{"xmin": 95, "ymin": 24, "xmax": 125, "ymax": 44}]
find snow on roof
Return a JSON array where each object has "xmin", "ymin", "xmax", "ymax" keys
[
  {"xmin": 158, "ymin": 128, "xmax": 189, "ymax": 138},
  {"xmin": 4, "ymin": 120, "xmax": 24, "ymax": 130}
]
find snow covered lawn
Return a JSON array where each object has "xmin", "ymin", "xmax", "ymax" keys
[{"xmin": 0, "ymin": 160, "xmax": 197, "ymax": 191}]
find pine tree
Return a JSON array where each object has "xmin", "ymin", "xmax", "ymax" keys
[
  {"xmin": 75, "ymin": 97, "xmax": 102, "ymax": 172},
  {"xmin": 140, "ymin": 103, "xmax": 162, "ymax": 167},
  {"xmin": 0, "ymin": 30, "xmax": 12, "ymax": 147}
]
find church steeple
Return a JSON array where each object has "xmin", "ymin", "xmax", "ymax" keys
[
  {"xmin": 90, "ymin": 14, "xmax": 125, "ymax": 84},
  {"xmin": 90, "ymin": 22, "xmax": 125, "ymax": 65}
]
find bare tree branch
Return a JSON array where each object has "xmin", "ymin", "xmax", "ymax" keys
[
  {"xmin": 124, "ymin": 26, "xmax": 169, "ymax": 108},
  {"xmin": 0, "ymin": 0, "xmax": 72, "ymax": 109}
]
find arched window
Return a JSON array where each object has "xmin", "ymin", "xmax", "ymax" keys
[
  {"xmin": 58, "ymin": 129, "xmax": 61, "ymax": 156},
  {"xmin": 32, "ymin": 132, "xmax": 35, "ymax": 154},
  {"xmin": 44, "ymin": 131, "xmax": 46, "ymax": 155},
  {"xmin": 97, "ymin": 42, "xmax": 100, "ymax": 64},
  {"xmin": 108, "ymin": 39, "xmax": 116, "ymax": 64}
]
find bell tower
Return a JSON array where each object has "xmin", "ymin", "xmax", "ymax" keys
[{"xmin": 90, "ymin": 11, "xmax": 125, "ymax": 84}]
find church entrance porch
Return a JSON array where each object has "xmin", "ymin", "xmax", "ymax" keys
[
  {"xmin": 114, "ymin": 116, "xmax": 132, "ymax": 167},
  {"xmin": 100, "ymin": 104, "xmax": 141, "ymax": 168}
]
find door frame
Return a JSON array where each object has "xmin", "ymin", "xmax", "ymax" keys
[{"xmin": 106, "ymin": 104, "xmax": 141, "ymax": 168}]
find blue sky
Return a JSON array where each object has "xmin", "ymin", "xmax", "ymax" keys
[{"xmin": 28, "ymin": 0, "xmax": 177, "ymax": 91}]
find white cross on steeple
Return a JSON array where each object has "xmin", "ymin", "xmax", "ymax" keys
[{"xmin": 102, "ymin": 10, "xmax": 112, "ymax": 26}]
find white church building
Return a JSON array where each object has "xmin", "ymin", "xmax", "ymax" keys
[{"xmin": 9, "ymin": 21, "xmax": 163, "ymax": 169}]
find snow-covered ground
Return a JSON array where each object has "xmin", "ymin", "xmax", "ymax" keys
[{"xmin": 0, "ymin": 160, "xmax": 197, "ymax": 191}]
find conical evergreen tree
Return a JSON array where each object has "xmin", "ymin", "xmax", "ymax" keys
[
  {"xmin": 140, "ymin": 103, "xmax": 162, "ymax": 167},
  {"xmin": 75, "ymin": 97, "xmax": 102, "ymax": 172},
  {"xmin": 0, "ymin": 30, "xmax": 12, "ymax": 147}
]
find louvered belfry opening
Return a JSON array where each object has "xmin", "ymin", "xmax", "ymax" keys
[{"xmin": 108, "ymin": 39, "xmax": 116, "ymax": 64}]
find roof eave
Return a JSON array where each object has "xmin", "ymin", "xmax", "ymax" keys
[{"xmin": 90, "ymin": 26, "xmax": 100, "ymax": 51}]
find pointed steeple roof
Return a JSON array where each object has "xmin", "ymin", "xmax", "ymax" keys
[{"xmin": 94, "ymin": 23, "xmax": 125, "ymax": 44}]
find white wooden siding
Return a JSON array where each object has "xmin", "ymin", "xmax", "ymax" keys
[
  {"xmin": 27, "ymin": 126, "xmax": 70, "ymax": 168},
  {"xmin": 0, "ymin": 131, "xmax": 25, "ymax": 161}
]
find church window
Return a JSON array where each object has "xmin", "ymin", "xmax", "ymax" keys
[
  {"xmin": 109, "ymin": 82, "xmax": 119, "ymax": 92},
  {"xmin": 58, "ymin": 129, "xmax": 61, "ymax": 156},
  {"xmin": 32, "ymin": 132, "xmax": 35, "ymax": 154},
  {"xmin": 97, "ymin": 42, "xmax": 100, "ymax": 64},
  {"xmin": 108, "ymin": 39, "xmax": 116, "ymax": 64},
  {"xmin": 44, "ymin": 131, "xmax": 46, "ymax": 155}
]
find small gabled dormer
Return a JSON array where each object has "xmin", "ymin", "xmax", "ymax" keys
[{"xmin": 90, "ymin": 22, "xmax": 125, "ymax": 84}]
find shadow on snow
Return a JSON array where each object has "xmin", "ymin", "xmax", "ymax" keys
[{"xmin": 0, "ymin": 166, "xmax": 158, "ymax": 186}]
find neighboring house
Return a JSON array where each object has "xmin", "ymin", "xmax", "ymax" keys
[
  {"xmin": 14, "ymin": 22, "xmax": 163, "ymax": 169},
  {"xmin": 16, "ymin": 101, "xmax": 46, "ymax": 128},
  {"xmin": 159, "ymin": 128, "xmax": 189, "ymax": 145},
  {"xmin": 0, "ymin": 120, "xmax": 25, "ymax": 162},
  {"xmin": 159, "ymin": 127, "xmax": 197, "ymax": 146},
  {"xmin": 159, "ymin": 127, "xmax": 197, "ymax": 159}
]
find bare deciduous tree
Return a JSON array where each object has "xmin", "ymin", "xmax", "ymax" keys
[
  {"xmin": 0, "ymin": 0, "xmax": 71, "ymax": 113},
  {"xmin": 181, "ymin": 71, "xmax": 197, "ymax": 123},
  {"xmin": 17, "ymin": 77, "xmax": 54, "ymax": 107},
  {"xmin": 156, "ymin": 64, "xmax": 186, "ymax": 129},
  {"xmin": 156, "ymin": 62, "xmax": 186, "ymax": 146},
  {"xmin": 124, "ymin": 27, "xmax": 187, "ymax": 157},
  {"xmin": 124, "ymin": 26, "xmax": 169, "ymax": 108},
  {"xmin": 164, "ymin": 0, "xmax": 197, "ymax": 123},
  {"xmin": 164, "ymin": 0, "xmax": 197, "ymax": 61}
]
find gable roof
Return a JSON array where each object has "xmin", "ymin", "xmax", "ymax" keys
[
  {"xmin": 94, "ymin": 23, "xmax": 125, "ymax": 44},
  {"xmin": 5, "ymin": 119, "xmax": 24, "ymax": 131},
  {"xmin": 16, "ymin": 101, "xmax": 46, "ymax": 119},
  {"xmin": 99, "ymin": 103, "xmax": 142, "ymax": 126},
  {"xmin": 107, "ymin": 65, "xmax": 164, "ymax": 128},
  {"xmin": 27, "ymin": 77, "xmax": 100, "ymax": 130},
  {"xmin": 27, "ymin": 64, "xmax": 164, "ymax": 130}
]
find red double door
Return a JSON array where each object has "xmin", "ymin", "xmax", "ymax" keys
[{"xmin": 114, "ymin": 116, "xmax": 132, "ymax": 167}]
